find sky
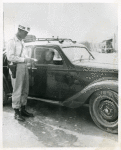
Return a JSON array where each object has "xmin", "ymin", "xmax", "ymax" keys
[{"xmin": 3, "ymin": 3, "xmax": 118, "ymax": 43}]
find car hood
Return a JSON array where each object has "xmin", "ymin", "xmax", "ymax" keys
[{"xmin": 73, "ymin": 58, "xmax": 118, "ymax": 71}]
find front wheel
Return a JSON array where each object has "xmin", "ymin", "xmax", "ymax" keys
[{"xmin": 89, "ymin": 90, "xmax": 118, "ymax": 134}]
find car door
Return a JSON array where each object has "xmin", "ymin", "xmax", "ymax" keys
[{"xmin": 31, "ymin": 46, "xmax": 72, "ymax": 101}]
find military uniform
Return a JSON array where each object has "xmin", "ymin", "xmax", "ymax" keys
[
  {"xmin": 7, "ymin": 35, "xmax": 29, "ymax": 109},
  {"xmin": 6, "ymin": 24, "xmax": 34, "ymax": 121}
]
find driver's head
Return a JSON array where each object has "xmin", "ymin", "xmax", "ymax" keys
[{"xmin": 45, "ymin": 50, "xmax": 54, "ymax": 62}]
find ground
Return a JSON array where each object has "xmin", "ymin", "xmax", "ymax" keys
[{"xmin": 3, "ymin": 99, "xmax": 118, "ymax": 148}]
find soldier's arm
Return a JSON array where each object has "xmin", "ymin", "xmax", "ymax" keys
[
  {"xmin": 21, "ymin": 45, "xmax": 29, "ymax": 59},
  {"xmin": 6, "ymin": 40, "xmax": 25, "ymax": 63}
]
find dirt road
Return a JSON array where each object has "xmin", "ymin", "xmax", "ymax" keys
[{"xmin": 3, "ymin": 99, "xmax": 118, "ymax": 148}]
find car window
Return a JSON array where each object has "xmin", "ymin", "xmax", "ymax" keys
[
  {"xmin": 35, "ymin": 47, "xmax": 63, "ymax": 65},
  {"xmin": 62, "ymin": 47, "xmax": 93, "ymax": 63}
]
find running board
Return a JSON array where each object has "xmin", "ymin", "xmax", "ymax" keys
[{"xmin": 28, "ymin": 96, "xmax": 63, "ymax": 106}]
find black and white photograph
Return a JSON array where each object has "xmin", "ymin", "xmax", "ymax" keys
[{"xmin": 2, "ymin": 1, "xmax": 120, "ymax": 148}]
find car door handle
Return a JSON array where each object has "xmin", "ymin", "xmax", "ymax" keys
[
  {"xmin": 27, "ymin": 67, "xmax": 37, "ymax": 70},
  {"xmin": 31, "ymin": 67, "xmax": 37, "ymax": 73},
  {"xmin": 32, "ymin": 67, "xmax": 37, "ymax": 70}
]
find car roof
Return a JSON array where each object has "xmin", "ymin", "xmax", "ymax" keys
[{"xmin": 24, "ymin": 41, "xmax": 86, "ymax": 48}]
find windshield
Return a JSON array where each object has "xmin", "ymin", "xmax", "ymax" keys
[{"xmin": 62, "ymin": 47, "xmax": 93, "ymax": 63}]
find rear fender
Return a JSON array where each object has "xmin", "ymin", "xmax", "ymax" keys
[{"xmin": 63, "ymin": 80, "xmax": 118, "ymax": 108}]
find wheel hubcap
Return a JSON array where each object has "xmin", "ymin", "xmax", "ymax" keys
[{"xmin": 99, "ymin": 100, "xmax": 118, "ymax": 122}]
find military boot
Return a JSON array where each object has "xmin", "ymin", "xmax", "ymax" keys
[
  {"xmin": 21, "ymin": 106, "xmax": 34, "ymax": 117},
  {"xmin": 14, "ymin": 109, "xmax": 25, "ymax": 121}
]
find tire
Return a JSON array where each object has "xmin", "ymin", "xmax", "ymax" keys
[
  {"xmin": 89, "ymin": 90, "xmax": 118, "ymax": 134},
  {"xmin": 3, "ymin": 84, "xmax": 8, "ymax": 105}
]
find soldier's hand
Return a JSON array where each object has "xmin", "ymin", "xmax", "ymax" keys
[{"xmin": 24, "ymin": 58, "xmax": 35, "ymax": 63}]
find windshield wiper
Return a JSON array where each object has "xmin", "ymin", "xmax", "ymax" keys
[{"xmin": 72, "ymin": 55, "xmax": 83, "ymax": 62}]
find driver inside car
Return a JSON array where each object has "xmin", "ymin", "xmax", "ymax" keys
[{"xmin": 45, "ymin": 50, "xmax": 55, "ymax": 64}]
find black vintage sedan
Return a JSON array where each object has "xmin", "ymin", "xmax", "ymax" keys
[{"xmin": 3, "ymin": 40, "xmax": 118, "ymax": 134}]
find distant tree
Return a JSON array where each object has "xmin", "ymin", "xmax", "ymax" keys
[{"xmin": 80, "ymin": 41, "xmax": 91, "ymax": 51}]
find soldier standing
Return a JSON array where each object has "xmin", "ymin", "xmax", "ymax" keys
[{"xmin": 6, "ymin": 24, "xmax": 34, "ymax": 121}]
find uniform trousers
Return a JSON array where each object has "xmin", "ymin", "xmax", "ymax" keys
[{"xmin": 9, "ymin": 63, "xmax": 29, "ymax": 109}]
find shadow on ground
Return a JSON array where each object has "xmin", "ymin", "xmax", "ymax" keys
[{"xmin": 3, "ymin": 99, "xmax": 118, "ymax": 147}]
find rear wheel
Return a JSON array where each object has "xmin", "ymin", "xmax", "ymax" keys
[{"xmin": 89, "ymin": 90, "xmax": 118, "ymax": 134}]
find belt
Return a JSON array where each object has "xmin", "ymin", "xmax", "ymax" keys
[
  {"xmin": 16, "ymin": 62, "xmax": 26, "ymax": 64},
  {"xmin": 8, "ymin": 60, "xmax": 25, "ymax": 65}
]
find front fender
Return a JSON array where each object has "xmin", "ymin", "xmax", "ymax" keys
[{"xmin": 63, "ymin": 80, "xmax": 118, "ymax": 108}]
